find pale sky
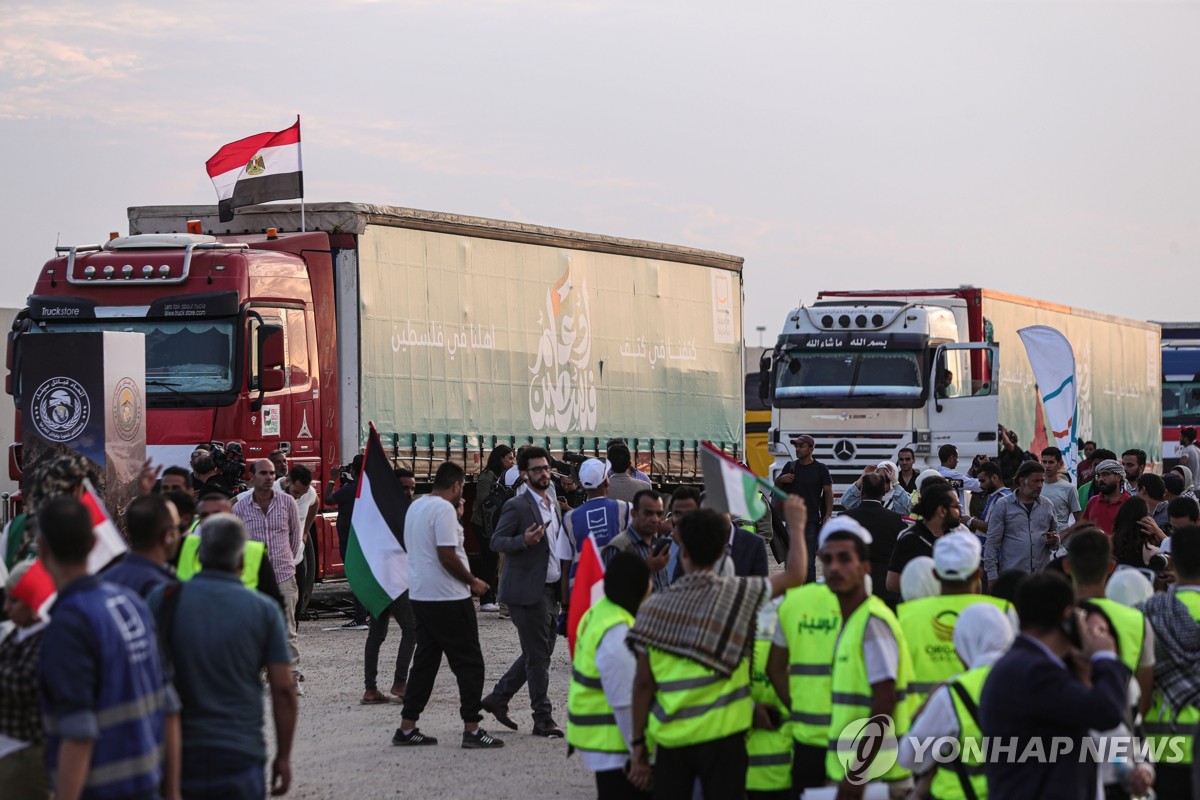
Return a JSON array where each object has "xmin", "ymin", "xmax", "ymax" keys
[{"xmin": 2, "ymin": 0, "xmax": 1198, "ymax": 338}]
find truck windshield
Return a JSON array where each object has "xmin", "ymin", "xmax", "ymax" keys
[
  {"xmin": 774, "ymin": 349, "xmax": 924, "ymax": 405},
  {"xmin": 1163, "ymin": 382, "xmax": 1200, "ymax": 423},
  {"xmin": 35, "ymin": 319, "xmax": 236, "ymax": 395}
]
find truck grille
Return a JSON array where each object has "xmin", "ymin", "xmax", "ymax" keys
[{"xmin": 808, "ymin": 432, "xmax": 909, "ymax": 498}]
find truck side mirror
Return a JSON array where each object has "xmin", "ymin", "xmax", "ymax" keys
[
  {"xmin": 758, "ymin": 352, "xmax": 772, "ymax": 406},
  {"xmin": 252, "ymin": 324, "xmax": 285, "ymax": 409}
]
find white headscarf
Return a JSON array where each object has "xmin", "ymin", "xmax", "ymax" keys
[
  {"xmin": 900, "ymin": 556, "xmax": 940, "ymax": 601},
  {"xmin": 953, "ymin": 603, "xmax": 1015, "ymax": 668},
  {"xmin": 1106, "ymin": 568, "xmax": 1155, "ymax": 607},
  {"xmin": 876, "ymin": 461, "xmax": 899, "ymax": 486}
]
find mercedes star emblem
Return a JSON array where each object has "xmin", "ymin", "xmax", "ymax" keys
[{"xmin": 833, "ymin": 439, "xmax": 856, "ymax": 461}]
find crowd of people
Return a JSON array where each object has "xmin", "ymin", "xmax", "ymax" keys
[{"xmin": 3, "ymin": 427, "xmax": 1200, "ymax": 799}]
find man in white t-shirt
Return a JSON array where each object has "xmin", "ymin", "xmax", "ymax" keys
[
  {"xmin": 1039, "ymin": 447, "xmax": 1081, "ymax": 530},
  {"xmin": 1179, "ymin": 428, "xmax": 1200, "ymax": 490},
  {"xmin": 394, "ymin": 462, "xmax": 503, "ymax": 749}
]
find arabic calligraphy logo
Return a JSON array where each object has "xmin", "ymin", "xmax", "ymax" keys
[
  {"xmin": 31, "ymin": 377, "xmax": 91, "ymax": 443},
  {"xmin": 112, "ymin": 377, "xmax": 141, "ymax": 442},
  {"xmin": 833, "ymin": 439, "xmax": 856, "ymax": 461},
  {"xmin": 529, "ymin": 266, "xmax": 598, "ymax": 433}
]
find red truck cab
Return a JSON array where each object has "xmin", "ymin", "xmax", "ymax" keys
[{"xmin": 8, "ymin": 229, "xmax": 344, "ymax": 579}]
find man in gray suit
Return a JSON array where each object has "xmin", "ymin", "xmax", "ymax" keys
[{"xmin": 484, "ymin": 447, "xmax": 576, "ymax": 737}]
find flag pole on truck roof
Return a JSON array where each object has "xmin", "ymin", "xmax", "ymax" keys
[{"xmin": 297, "ymin": 114, "xmax": 305, "ymax": 232}]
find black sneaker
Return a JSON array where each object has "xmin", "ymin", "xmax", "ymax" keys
[
  {"xmin": 462, "ymin": 728, "xmax": 504, "ymax": 749},
  {"xmin": 341, "ymin": 619, "xmax": 369, "ymax": 630},
  {"xmin": 392, "ymin": 727, "xmax": 438, "ymax": 746}
]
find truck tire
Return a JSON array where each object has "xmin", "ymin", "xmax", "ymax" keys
[{"xmin": 296, "ymin": 535, "xmax": 317, "ymax": 617}]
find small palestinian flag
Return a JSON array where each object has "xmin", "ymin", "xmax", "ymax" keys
[
  {"xmin": 206, "ymin": 118, "xmax": 303, "ymax": 222},
  {"xmin": 344, "ymin": 423, "xmax": 410, "ymax": 617},
  {"xmin": 699, "ymin": 442, "xmax": 769, "ymax": 522}
]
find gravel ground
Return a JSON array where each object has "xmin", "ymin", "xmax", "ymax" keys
[{"xmin": 287, "ymin": 586, "xmax": 593, "ymax": 799}]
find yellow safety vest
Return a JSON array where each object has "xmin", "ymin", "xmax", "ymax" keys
[
  {"xmin": 647, "ymin": 648, "xmax": 753, "ymax": 750},
  {"xmin": 777, "ymin": 582, "xmax": 841, "ymax": 746},
  {"xmin": 1083, "ymin": 597, "xmax": 1144, "ymax": 674},
  {"xmin": 897, "ymin": 594, "xmax": 1010, "ymax": 709},
  {"xmin": 747, "ymin": 604, "xmax": 793, "ymax": 793},
  {"xmin": 176, "ymin": 534, "xmax": 264, "ymax": 590},
  {"xmin": 1143, "ymin": 590, "xmax": 1200, "ymax": 766},
  {"xmin": 929, "ymin": 665, "xmax": 990, "ymax": 800},
  {"xmin": 567, "ymin": 598, "xmax": 635, "ymax": 754},
  {"xmin": 827, "ymin": 595, "xmax": 914, "ymax": 784}
]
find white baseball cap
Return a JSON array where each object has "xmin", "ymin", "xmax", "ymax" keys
[
  {"xmin": 578, "ymin": 459, "xmax": 608, "ymax": 490},
  {"xmin": 817, "ymin": 516, "xmax": 873, "ymax": 550},
  {"xmin": 934, "ymin": 532, "xmax": 982, "ymax": 581}
]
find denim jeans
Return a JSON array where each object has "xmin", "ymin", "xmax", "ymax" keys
[{"xmin": 181, "ymin": 747, "xmax": 265, "ymax": 800}]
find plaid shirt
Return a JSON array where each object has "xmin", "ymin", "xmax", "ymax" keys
[
  {"xmin": 234, "ymin": 489, "xmax": 301, "ymax": 583},
  {"xmin": 0, "ymin": 624, "xmax": 45, "ymax": 744}
]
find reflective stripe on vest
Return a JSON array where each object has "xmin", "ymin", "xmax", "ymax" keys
[
  {"xmin": 567, "ymin": 598, "xmax": 635, "ymax": 754},
  {"xmin": 176, "ymin": 534, "xmax": 263, "ymax": 590},
  {"xmin": 826, "ymin": 595, "xmax": 914, "ymax": 783},
  {"xmin": 747, "ymin": 624, "xmax": 792, "ymax": 792},
  {"xmin": 929, "ymin": 665, "xmax": 990, "ymax": 800},
  {"xmin": 777, "ymin": 582, "xmax": 841, "ymax": 746},
  {"xmin": 647, "ymin": 648, "xmax": 753, "ymax": 749},
  {"xmin": 1143, "ymin": 591, "xmax": 1200, "ymax": 765},
  {"xmin": 1085, "ymin": 597, "xmax": 1145, "ymax": 674},
  {"xmin": 898, "ymin": 594, "xmax": 1009, "ymax": 711}
]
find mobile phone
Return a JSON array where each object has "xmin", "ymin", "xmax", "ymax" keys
[
  {"xmin": 1060, "ymin": 611, "xmax": 1083, "ymax": 649},
  {"xmin": 651, "ymin": 537, "xmax": 672, "ymax": 556}
]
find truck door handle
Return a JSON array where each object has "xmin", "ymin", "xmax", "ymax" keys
[{"xmin": 976, "ymin": 431, "xmax": 997, "ymax": 441}]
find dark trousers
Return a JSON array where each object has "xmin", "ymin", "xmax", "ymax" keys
[
  {"xmin": 1156, "ymin": 763, "xmax": 1193, "ymax": 799},
  {"xmin": 804, "ymin": 521, "xmax": 819, "ymax": 583},
  {"xmin": 181, "ymin": 747, "xmax": 264, "ymax": 800},
  {"xmin": 491, "ymin": 584, "xmax": 558, "ymax": 723},
  {"xmin": 790, "ymin": 742, "xmax": 825, "ymax": 799},
  {"xmin": 364, "ymin": 591, "xmax": 417, "ymax": 690},
  {"xmin": 401, "ymin": 597, "xmax": 486, "ymax": 724},
  {"xmin": 338, "ymin": 528, "xmax": 368, "ymax": 623},
  {"xmin": 472, "ymin": 522, "xmax": 500, "ymax": 605},
  {"xmin": 652, "ymin": 732, "xmax": 748, "ymax": 799},
  {"xmin": 596, "ymin": 768, "xmax": 652, "ymax": 800}
]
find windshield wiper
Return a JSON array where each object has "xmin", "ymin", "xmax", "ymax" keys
[{"xmin": 146, "ymin": 380, "xmax": 204, "ymax": 407}]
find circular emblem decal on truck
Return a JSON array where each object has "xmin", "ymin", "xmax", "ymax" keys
[
  {"xmin": 112, "ymin": 377, "xmax": 142, "ymax": 441},
  {"xmin": 31, "ymin": 377, "xmax": 91, "ymax": 443}
]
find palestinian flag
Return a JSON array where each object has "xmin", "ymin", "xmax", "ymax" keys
[
  {"xmin": 699, "ymin": 442, "xmax": 769, "ymax": 522},
  {"xmin": 206, "ymin": 118, "xmax": 303, "ymax": 222},
  {"xmin": 344, "ymin": 423, "xmax": 409, "ymax": 618},
  {"xmin": 82, "ymin": 478, "xmax": 127, "ymax": 573}
]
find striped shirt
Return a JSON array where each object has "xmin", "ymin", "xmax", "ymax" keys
[{"xmin": 233, "ymin": 489, "xmax": 301, "ymax": 583}]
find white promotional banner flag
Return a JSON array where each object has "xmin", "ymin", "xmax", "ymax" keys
[{"xmin": 1018, "ymin": 325, "xmax": 1080, "ymax": 481}]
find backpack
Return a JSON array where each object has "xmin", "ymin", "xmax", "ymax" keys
[{"xmin": 482, "ymin": 475, "xmax": 517, "ymax": 535}]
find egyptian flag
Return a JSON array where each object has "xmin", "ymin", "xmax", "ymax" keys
[
  {"xmin": 82, "ymin": 478, "xmax": 128, "ymax": 573},
  {"xmin": 206, "ymin": 118, "xmax": 303, "ymax": 222},
  {"xmin": 11, "ymin": 559, "xmax": 56, "ymax": 618},
  {"xmin": 344, "ymin": 423, "xmax": 410, "ymax": 617}
]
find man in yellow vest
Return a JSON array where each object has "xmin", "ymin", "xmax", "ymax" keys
[
  {"xmin": 821, "ymin": 516, "xmax": 915, "ymax": 799},
  {"xmin": 1065, "ymin": 526, "xmax": 1156, "ymax": 797},
  {"xmin": 1140, "ymin": 524, "xmax": 1200, "ymax": 797},
  {"xmin": 177, "ymin": 493, "xmax": 281, "ymax": 605},
  {"xmin": 898, "ymin": 602, "xmax": 1014, "ymax": 799},
  {"xmin": 626, "ymin": 496, "xmax": 809, "ymax": 796},
  {"xmin": 567, "ymin": 552, "xmax": 652, "ymax": 799},
  {"xmin": 897, "ymin": 532, "xmax": 1012, "ymax": 710},
  {"xmin": 748, "ymin": 594, "xmax": 792, "ymax": 799},
  {"xmin": 766, "ymin": 529, "xmax": 844, "ymax": 798}
]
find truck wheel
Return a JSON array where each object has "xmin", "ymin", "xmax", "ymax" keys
[{"xmin": 297, "ymin": 536, "xmax": 317, "ymax": 617}]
